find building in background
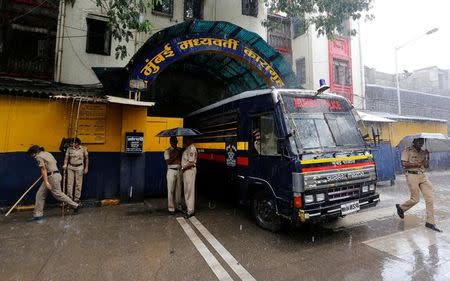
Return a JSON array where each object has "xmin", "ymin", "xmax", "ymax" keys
[{"xmin": 0, "ymin": 0, "xmax": 58, "ymax": 80}]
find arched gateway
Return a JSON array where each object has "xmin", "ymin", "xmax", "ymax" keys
[{"xmin": 95, "ymin": 20, "xmax": 298, "ymax": 115}]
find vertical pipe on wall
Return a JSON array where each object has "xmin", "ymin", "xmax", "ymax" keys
[{"xmin": 54, "ymin": 0, "xmax": 66, "ymax": 82}]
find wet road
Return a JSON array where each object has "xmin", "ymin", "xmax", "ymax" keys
[{"xmin": 1, "ymin": 171, "xmax": 450, "ymax": 281}]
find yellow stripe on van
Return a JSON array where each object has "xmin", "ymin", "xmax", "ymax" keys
[
  {"xmin": 195, "ymin": 142, "xmax": 226, "ymax": 150},
  {"xmin": 237, "ymin": 142, "xmax": 248, "ymax": 151},
  {"xmin": 300, "ymin": 155, "xmax": 373, "ymax": 165},
  {"xmin": 194, "ymin": 142, "xmax": 249, "ymax": 151}
]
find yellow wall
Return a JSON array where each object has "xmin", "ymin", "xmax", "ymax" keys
[
  {"xmin": 360, "ymin": 119, "xmax": 448, "ymax": 147},
  {"xmin": 0, "ymin": 96, "xmax": 149, "ymax": 153},
  {"xmin": 145, "ymin": 117, "xmax": 184, "ymax": 152},
  {"xmin": 389, "ymin": 120, "xmax": 448, "ymax": 147}
]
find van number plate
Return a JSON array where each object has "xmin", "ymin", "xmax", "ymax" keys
[{"xmin": 341, "ymin": 201, "xmax": 360, "ymax": 215}]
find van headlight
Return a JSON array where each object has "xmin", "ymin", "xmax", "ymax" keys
[
  {"xmin": 362, "ymin": 186, "xmax": 369, "ymax": 193},
  {"xmin": 369, "ymin": 185, "xmax": 375, "ymax": 191},
  {"xmin": 316, "ymin": 193, "xmax": 325, "ymax": 202},
  {"xmin": 304, "ymin": 195, "xmax": 314, "ymax": 204}
]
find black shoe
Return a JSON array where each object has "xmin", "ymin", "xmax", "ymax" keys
[
  {"xmin": 168, "ymin": 210, "xmax": 175, "ymax": 215},
  {"xmin": 27, "ymin": 216, "xmax": 43, "ymax": 222},
  {"xmin": 425, "ymin": 223, "xmax": 443, "ymax": 232},
  {"xmin": 396, "ymin": 204, "xmax": 404, "ymax": 219},
  {"xmin": 184, "ymin": 212, "xmax": 195, "ymax": 219}
]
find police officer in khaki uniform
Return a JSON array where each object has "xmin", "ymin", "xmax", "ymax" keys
[
  {"xmin": 164, "ymin": 136, "xmax": 183, "ymax": 215},
  {"xmin": 27, "ymin": 145, "xmax": 80, "ymax": 221},
  {"xmin": 181, "ymin": 137, "xmax": 197, "ymax": 219},
  {"xmin": 396, "ymin": 138, "xmax": 442, "ymax": 232},
  {"xmin": 63, "ymin": 138, "xmax": 89, "ymax": 203}
]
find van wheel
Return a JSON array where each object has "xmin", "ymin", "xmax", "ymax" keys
[{"xmin": 252, "ymin": 191, "xmax": 281, "ymax": 232}]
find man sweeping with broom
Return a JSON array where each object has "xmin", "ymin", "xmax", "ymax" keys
[{"xmin": 26, "ymin": 145, "xmax": 81, "ymax": 221}]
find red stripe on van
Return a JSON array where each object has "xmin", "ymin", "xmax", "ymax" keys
[
  {"xmin": 236, "ymin": 157, "xmax": 249, "ymax": 166},
  {"xmin": 302, "ymin": 161, "xmax": 375, "ymax": 172},
  {"xmin": 198, "ymin": 153, "xmax": 249, "ymax": 166}
]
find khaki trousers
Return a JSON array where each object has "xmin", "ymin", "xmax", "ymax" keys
[
  {"xmin": 34, "ymin": 173, "xmax": 78, "ymax": 217},
  {"xmin": 400, "ymin": 173, "xmax": 436, "ymax": 224},
  {"xmin": 67, "ymin": 168, "xmax": 83, "ymax": 201},
  {"xmin": 166, "ymin": 168, "xmax": 182, "ymax": 212},
  {"xmin": 183, "ymin": 167, "xmax": 196, "ymax": 215}
]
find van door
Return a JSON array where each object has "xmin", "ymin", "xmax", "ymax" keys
[{"xmin": 249, "ymin": 113, "xmax": 290, "ymax": 198}]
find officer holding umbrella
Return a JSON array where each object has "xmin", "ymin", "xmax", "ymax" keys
[
  {"xmin": 157, "ymin": 128, "xmax": 200, "ymax": 217},
  {"xmin": 396, "ymin": 133, "xmax": 450, "ymax": 232}
]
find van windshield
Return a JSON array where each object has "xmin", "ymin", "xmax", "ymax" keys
[{"xmin": 281, "ymin": 94, "xmax": 364, "ymax": 151}]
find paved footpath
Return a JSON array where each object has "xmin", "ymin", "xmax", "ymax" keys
[{"xmin": 1, "ymin": 171, "xmax": 450, "ymax": 281}]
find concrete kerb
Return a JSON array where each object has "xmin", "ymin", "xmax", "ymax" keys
[{"xmin": 0, "ymin": 199, "xmax": 121, "ymax": 215}]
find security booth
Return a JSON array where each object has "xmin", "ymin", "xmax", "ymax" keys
[{"xmin": 0, "ymin": 78, "xmax": 155, "ymax": 206}]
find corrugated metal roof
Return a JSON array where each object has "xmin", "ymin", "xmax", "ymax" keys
[
  {"xmin": 363, "ymin": 110, "xmax": 448, "ymax": 123},
  {"xmin": 0, "ymin": 77, "xmax": 104, "ymax": 97}
]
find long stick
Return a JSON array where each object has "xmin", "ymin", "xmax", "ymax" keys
[{"xmin": 5, "ymin": 176, "xmax": 42, "ymax": 217}]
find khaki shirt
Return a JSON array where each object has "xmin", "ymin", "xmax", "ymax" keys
[
  {"xmin": 182, "ymin": 144, "xmax": 197, "ymax": 168},
  {"xmin": 401, "ymin": 146, "xmax": 427, "ymax": 172},
  {"xmin": 66, "ymin": 146, "xmax": 88, "ymax": 170},
  {"xmin": 164, "ymin": 147, "xmax": 182, "ymax": 169},
  {"xmin": 35, "ymin": 151, "xmax": 58, "ymax": 172}
]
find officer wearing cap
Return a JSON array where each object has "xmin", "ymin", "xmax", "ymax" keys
[
  {"xmin": 396, "ymin": 138, "xmax": 442, "ymax": 232},
  {"xmin": 27, "ymin": 145, "xmax": 80, "ymax": 221},
  {"xmin": 164, "ymin": 136, "xmax": 183, "ymax": 215},
  {"xmin": 181, "ymin": 137, "xmax": 197, "ymax": 219},
  {"xmin": 63, "ymin": 137, "xmax": 88, "ymax": 203}
]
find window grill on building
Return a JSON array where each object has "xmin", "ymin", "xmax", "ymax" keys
[
  {"xmin": 184, "ymin": 0, "xmax": 203, "ymax": 20},
  {"xmin": 292, "ymin": 17, "xmax": 306, "ymax": 38},
  {"xmin": 242, "ymin": 0, "xmax": 258, "ymax": 17},
  {"xmin": 153, "ymin": 0, "xmax": 174, "ymax": 17},
  {"xmin": 296, "ymin": 58, "xmax": 306, "ymax": 85},
  {"xmin": 333, "ymin": 59, "xmax": 352, "ymax": 86},
  {"xmin": 86, "ymin": 17, "xmax": 111, "ymax": 56},
  {"xmin": 267, "ymin": 15, "xmax": 292, "ymax": 65}
]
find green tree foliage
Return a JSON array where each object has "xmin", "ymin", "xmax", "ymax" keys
[{"xmin": 264, "ymin": 0, "xmax": 374, "ymax": 38}]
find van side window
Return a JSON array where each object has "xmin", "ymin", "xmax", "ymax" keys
[{"xmin": 252, "ymin": 114, "xmax": 279, "ymax": 156}]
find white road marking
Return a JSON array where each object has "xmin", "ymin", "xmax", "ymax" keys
[
  {"xmin": 190, "ymin": 216, "xmax": 257, "ymax": 281},
  {"xmin": 363, "ymin": 219, "xmax": 450, "ymax": 260},
  {"xmin": 176, "ymin": 217, "xmax": 233, "ymax": 281}
]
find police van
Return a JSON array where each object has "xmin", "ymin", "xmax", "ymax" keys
[{"xmin": 186, "ymin": 89, "xmax": 379, "ymax": 231}]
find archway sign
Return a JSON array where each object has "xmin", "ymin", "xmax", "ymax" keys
[
  {"xmin": 131, "ymin": 34, "xmax": 285, "ymax": 88},
  {"xmin": 93, "ymin": 20, "xmax": 299, "ymax": 95}
]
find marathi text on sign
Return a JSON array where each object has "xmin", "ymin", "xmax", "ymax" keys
[{"xmin": 77, "ymin": 103, "xmax": 107, "ymax": 144}]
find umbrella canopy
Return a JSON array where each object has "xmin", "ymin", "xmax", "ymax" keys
[
  {"xmin": 156, "ymin": 127, "xmax": 201, "ymax": 137},
  {"xmin": 397, "ymin": 133, "xmax": 450, "ymax": 153}
]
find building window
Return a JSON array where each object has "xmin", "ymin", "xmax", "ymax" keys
[
  {"xmin": 292, "ymin": 17, "xmax": 306, "ymax": 38},
  {"xmin": 86, "ymin": 17, "xmax": 111, "ymax": 56},
  {"xmin": 153, "ymin": 0, "xmax": 173, "ymax": 17},
  {"xmin": 184, "ymin": 0, "xmax": 203, "ymax": 20},
  {"xmin": 242, "ymin": 0, "xmax": 258, "ymax": 17},
  {"xmin": 296, "ymin": 58, "xmax": 306, "ymax": 85},
  {"xmin": 333, "ymin": 59, "xmax": 352, "ymax": 86}
]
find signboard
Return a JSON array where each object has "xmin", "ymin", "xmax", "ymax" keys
[
  {"xmin": 131, "ymin": 34, "xmax": 285, "ymax": 88},
  {"xmin": 125, "ymin": 132, "xmax": 144, "ymax": 154},
  {"xmin": 77, "ymin": 103, "xmax": 107, "ymax": 144}
]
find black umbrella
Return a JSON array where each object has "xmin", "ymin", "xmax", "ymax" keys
[{"xmin": 155, "ymin": 127, "xmax": 201, "ymax": 137}]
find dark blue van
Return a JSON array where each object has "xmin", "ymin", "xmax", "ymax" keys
[{"xmin": 186, "ymin": 89, "xmax": 379, "ymax": 231}]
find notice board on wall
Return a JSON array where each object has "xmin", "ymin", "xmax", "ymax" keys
[{"xmin": 77, "ymin": 103, "xmax": 107, "ymax": 144}]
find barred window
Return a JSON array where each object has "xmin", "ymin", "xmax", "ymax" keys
[
  {"xmin": 296, "ymin": 58, "xmax": 306, "ymax": 85},
  {"xmin": 333, "ymin": 59, "xmax": 352, "ymax": 86},
  {"xmin": 86, "ymin": 17, "xmax": 111, "ymax": 56},
  {"xmin": 153, "ymin": 0, "xmax": 173, "ymax": 17},
  {"xmin": 185, "ymin": 0, "xmax": 203, "ymax": 20},
  {"xmin": 292, "ymin": 17, "xmax": 306, "ymax": 38},
  {"xmin": 242, "ymin": 0, "xmax": 258, "ymax": 17}
]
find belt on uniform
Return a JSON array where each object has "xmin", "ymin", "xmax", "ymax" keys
[
  {"xmin": 169, "ymin": 167, "xmax": 181, "ymax": 170},
  {"xmin": 47, "ymin": 171, "xmax": 60, "ymax": 176},
  {"xmin": 405, "ymin": 170, "xmax": 423, "ymax": 174},
  {"xmin": 69, "ymin": 163, "xmax": 83, "ymax": 167}
]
